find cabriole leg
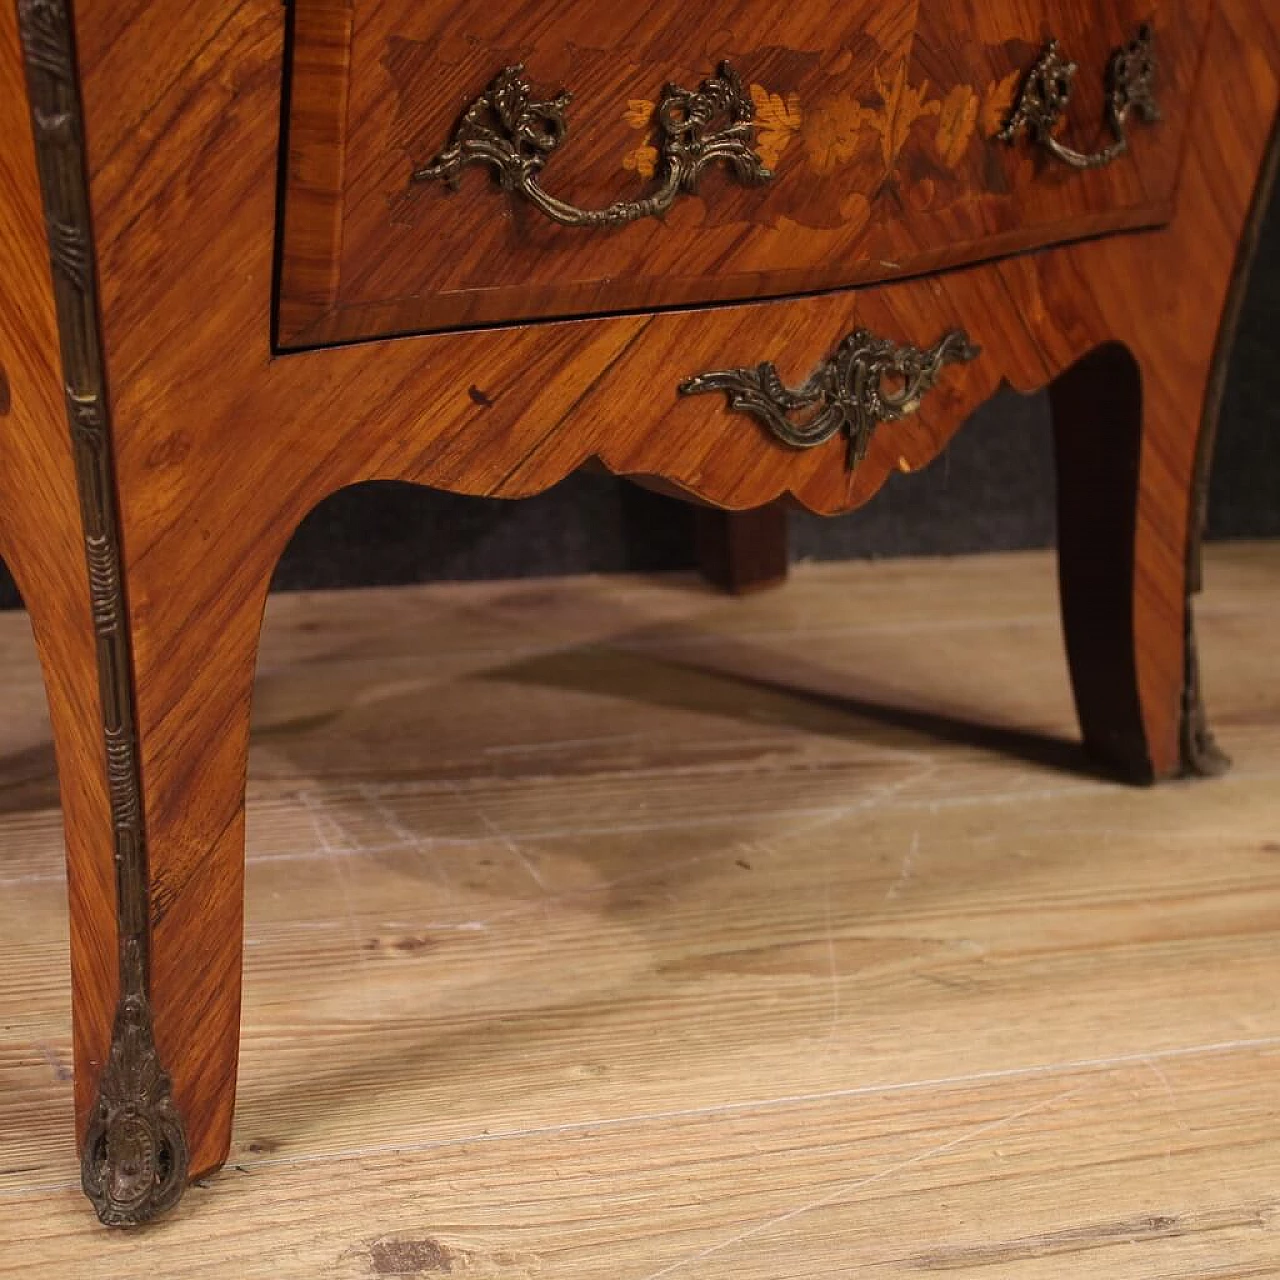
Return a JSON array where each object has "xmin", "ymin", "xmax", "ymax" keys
[{"xmin": 1051, "ymin": 343, "xmax": 1228, "ymax": 784}]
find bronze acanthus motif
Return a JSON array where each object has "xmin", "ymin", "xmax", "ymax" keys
[{"xmin": 679, "ymin": 328, "xmax": 980, "ymax": 470}]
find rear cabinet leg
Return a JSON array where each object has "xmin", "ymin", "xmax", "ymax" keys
[
  {"xmin": 1051, "ymin": 344, "xmax": 1153, "ymax": 781},
  {"xmin": 695, "ymin": 504, "xmax": 790, "ymax": 595}
]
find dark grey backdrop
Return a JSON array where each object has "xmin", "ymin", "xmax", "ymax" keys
[{"xmin": 2, "ymin": 193, "xmax": 1276, "ymax": 607}]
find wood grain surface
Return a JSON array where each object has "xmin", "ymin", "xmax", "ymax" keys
[
  {"xmin": 279, "ymin": 0, "xmax": 1208, "ymax": 343},
  {"xmin": 1, "ymin": 546, "xmax": 1278, "ymax": 1272}
]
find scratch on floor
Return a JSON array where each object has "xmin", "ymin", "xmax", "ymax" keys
[
  {"xmin": 223, "ymin": 1036, "xmax": 1280, "ymax": 1175},
  {"xmin": 357, "ymin": 782, "xmax": 422, "ymax": 850},
  {"xmin": 633, "ymin": 1084, "xmax": 1091, "ymax": 1280},
  {"xmin": 442, "ymin": 778, "xmax": 549, "ymax": 895},
  {"xmin": 321, "ymin": 816, "xmax": 379, "ymax": 1012},
  {"xmin": 1141, "ymin": 1056, "xmax": 1191, "ymax": 1134},
  {"xmin": 823, "ymin": 881, "xmax": 841, "ymax": 1040},
  {"xmin": 484, "ymin": 731, "xmax": 650, "ymax": 756},
  {"xmin": 907, "ymin": 1202, "xmax": 1276, "ymax": 1269},
  {"xmin": 298, "ymin": 790, "xmax": 348, "ymax": 854},
  {"xmin": 357, "ymin": 782, "xmax": 458, "ymax": 903},
  {"xmin": 239, "ymin": 763, "xmax": 1279, "ymax": 870},
  {"xmin": 886, "ymin": 829, "xmax": 920, "ymax": 901}
]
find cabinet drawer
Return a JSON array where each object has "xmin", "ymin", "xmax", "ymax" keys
[{"xmin": 276, "ymin": 0, "xmax": 1209, "ymax": 348}]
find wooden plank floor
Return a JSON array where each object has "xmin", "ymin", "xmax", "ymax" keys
[{"xmin": 1, "ymin": 545, "xmax": 1278, "ymax": 1276}]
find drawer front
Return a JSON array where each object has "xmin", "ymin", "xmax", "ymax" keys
[{"xmin": 277, "ymin": 0, "xmax": 1210, "ymax": 348}]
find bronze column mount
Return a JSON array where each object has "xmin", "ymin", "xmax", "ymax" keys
[{"xmin": 16, "ymin": 0, "xmax": 189, "ymax": 1226}]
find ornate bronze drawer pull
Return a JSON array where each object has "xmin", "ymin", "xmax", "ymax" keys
[
  {"xmin": 679, "ymin": 328, "xmax": 979, "ymax": 471},
  {"xmin": 412, "ymin": 61, "xmax": 773, "ymax": 228},
  {"xmin": 998, "ymin": 23, "xmax": 1160, "ymax": 170}
]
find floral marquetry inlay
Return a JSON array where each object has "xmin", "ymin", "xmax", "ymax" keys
[
  {"xmin": 806, "ymin": 93, "xmax": 873, "ymax": 174},
  {"xmin": 981, "ymin": 71, "xmax": 1023, "ymax": 139},
  {"xmin": 622, "ymin": 81, "xmax": 803, "ymax": 179},
  {"xmin": 935, "ymin": 85, "xmax": 980, "ymax": 169},
  {"xmin": 677, "ymin": 60, "xmax": 1013, "ymax": 187},
  {"xmin": 617, "ymin": 53, "xmax": 1125, "ymax": 193},
  {"xmin": 870, "ymin": 62, "xmax": 941, "ymax": 171},
  {"xmin": 748, "ymin": 84, "xmax": 804, "ymax": 169},
  {"xmin": 623, "ymin": 98, "xmax": 660, "ymax": 179}
]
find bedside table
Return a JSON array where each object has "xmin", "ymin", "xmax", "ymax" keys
[{"xmin": 2, "ymin": 0, "xmax": 1276, "ymax": 1228}]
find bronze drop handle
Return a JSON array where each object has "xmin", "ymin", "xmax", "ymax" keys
[
  {"xmin": 411, "ymin": 61, "xmax": 774, "ymax": 228},
  {"xmin": 679, "ymin": 328, "xmax": 980, "ymax": 471},
  {"xmin": 998, "ymin": 24, "xmax": 1160, "ymax": 170}
]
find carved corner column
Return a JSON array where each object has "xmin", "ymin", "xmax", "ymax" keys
[{"xmin": 16, "ymin": 0, "xmax": 189, "ymax": 1226}]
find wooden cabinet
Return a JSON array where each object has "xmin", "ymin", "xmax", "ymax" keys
[{"xmin": 1, "ymin": 0, "xmax": 1278, "ymax": 1232}]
